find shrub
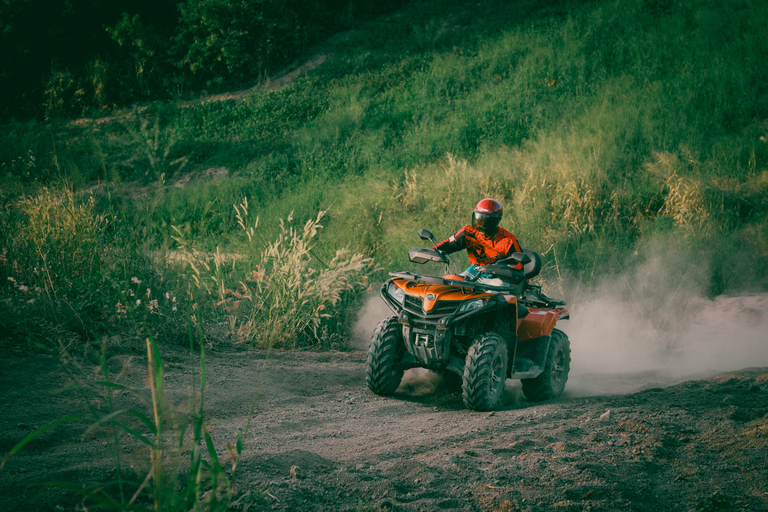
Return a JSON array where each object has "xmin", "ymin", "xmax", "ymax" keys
[
  {"xmin": 122, "ymin": 114, "xmax": 189, "ymax": 182},
  {"xmin": 0, "ymin": 183, "xmax": 191, "ymax": 346},
  {"xmin": 108, "ymin": 12, "xmax": 168, "ymax": 100},
  {"xmin": 0, "ymin": 185, "xmax": 112, "ymax": 340},
  {"xmin": 173, "ymin": 199, "xmax": 376, "ymax": 349},
  {"xmin": 43, "ymin": 67, "xmax": 87, "ymax": 121}
]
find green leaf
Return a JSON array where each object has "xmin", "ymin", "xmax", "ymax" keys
[
  {"xmin": 1, "ymin": 414, "xmax": 86, "ymax": 469},
  {"xmin": 83, "ymin": 408, "xmax": 129, "ymax": 438},
  {"xmin": 111, "ymin": 419, "xmax": 156, "ymax": 448},
  {"xmin": 204, "ymin": 427, "xmax": 222, "ymax": 471},
  {"xmin": 126, "ymin": 409, "xmax": 157, "ymax": 436},
  {"xmin": 147, "ymin": 331, "xmax": 164, "ymax": 385},
  {"xmin": 51, "ymin": 382, "xmax": 79, "ymax": 395}
]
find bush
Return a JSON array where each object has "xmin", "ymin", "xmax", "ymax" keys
[
  {"xmin": 0, "ymin": 183, "xmax": 191, "ymax": 346},
  {"xmin": 0, "ymin": 186, "xmax": 112, "ymax": 338},
  {"xmin": 174, "ymin": 200, "xmax": 376, "ymax": 349}
]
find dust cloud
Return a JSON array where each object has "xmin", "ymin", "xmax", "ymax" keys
[
  {"xmin": 351, "ymin": 252, "xmax": 768, "ymax": 398},
  {"xmin": 351, "ymin": 293, "xmax": 393, "ymax": 350},
  {"xmin": 560, "ymin": 251, "xmax": 768, "ymax": 396}
]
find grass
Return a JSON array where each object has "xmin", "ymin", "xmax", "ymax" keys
[
  {"xmin": 1, "ymin": 0, "xmax": 768, "ymax": 347},
  {"xmin": 1, "ymin": 310, "xmax": 265, "ymax": 511},
  {"xmin": 172, "ymin": 202, "xmax": 375, "ymax": 349},
  {"xmin": 0, "ymin": 179, "xmax": 373, "ymax": 352}
]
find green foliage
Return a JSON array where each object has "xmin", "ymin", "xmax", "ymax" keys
[
  {"xmin": 41, "ymin": 59, "xmax": 113, "ymax": 120},
  {"xmin": 173, "ymin": 201, "xmax": 376, "ymax": 349},
  {"xmin": 174, "ymin": 0, "xmax": 293, "ymax": 87},
  {"xmin": 0, "ymin": 183, "xmax": 191, "ymax": 345},
  {"xmin": 1, "ymin": 325, "xmax": 264, "ymax": 511},
  {"xmin": 42, "ymin": 68, "xmax": 86, "ymax": 120},
  {"xmin": 0, "ymin": 186, "xmax": 113, "ymax": 339},
  {"xmin": 108, "ymin": 13, "xmax": 169, "ymax": 100},
  {"xmin": 122, "ymin": 114, "xmax": 189, "ymax": 182},
  {"xmin": 0, "ymin": 0, "xmax": 408, "ymax": 118},
  {"xmin": 2, "ymin": 0, "xmax": 768, "ymax": 350}
]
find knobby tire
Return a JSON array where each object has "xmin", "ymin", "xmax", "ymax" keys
[
  {"xmin": 462, "ymin": 332, "xmax": 508, "ymax": 411},
  {"xmin": 366, "ymin": 317, "xmax": 405, "ymax": 396},
  {"xmin": 521, "ymin": 328, "xmax": 571, "ymax": 402}
]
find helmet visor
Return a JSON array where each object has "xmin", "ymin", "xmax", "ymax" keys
[{"xmin": 472, "ymin": 211, "xmax": 501, "ymax": 235}]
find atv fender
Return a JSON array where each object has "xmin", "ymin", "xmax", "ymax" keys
[{"xmin": 517, "ymin": 308, "xmax": 564, "ymax": 341}]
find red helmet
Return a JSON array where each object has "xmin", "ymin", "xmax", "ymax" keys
[{"xmin": 472, "ymin": 198, "xmax": 503, "ymax": 236}]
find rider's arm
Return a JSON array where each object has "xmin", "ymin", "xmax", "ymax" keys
[
  {"xmin": 433, "ymin": 227, "xmax": 468, "ymax": 255},
  {"xmin": 496, "ymin": 228, "xmax": 522, "ymax": 257}
]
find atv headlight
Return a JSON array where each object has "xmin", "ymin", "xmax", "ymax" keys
[
  {"xmin": 387, "ymin": 282, "xmax": 405, "ymax": 305},
  {"xmin": 457, "ymin": 298, "xmax": 485, "ymax": 314}
]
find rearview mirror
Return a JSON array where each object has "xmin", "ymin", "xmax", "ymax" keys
[{"xmin": 417, "ymin": 229, "xmax": 434, "ymax": 241}]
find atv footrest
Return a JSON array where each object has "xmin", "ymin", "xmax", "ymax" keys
[
  {"xmin": 509, "ymin": 334, "xmax": 551, "ymax": 379},
  {"xmin": 509, "ymin": 357, "xmax": 543, "ymax": 379}
]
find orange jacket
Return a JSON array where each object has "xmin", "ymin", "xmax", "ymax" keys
[{"xmin": 434, "ymin": 226, "xmax": 522, "ymax": 266}]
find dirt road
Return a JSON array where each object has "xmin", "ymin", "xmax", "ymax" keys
[{"xmin": 1, "ymin": 338, "xmax": 767, "ymax": 512}]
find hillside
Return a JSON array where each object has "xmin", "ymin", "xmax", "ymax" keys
[
  {"xmin": 2, "ymin": 1, "xmax": 768, "ymax": 508},
  {"xmin": 3, "ymin": 0, "xmax": 768, "ymax": 279}
]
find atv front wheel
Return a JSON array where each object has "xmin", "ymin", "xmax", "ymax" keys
[
  {"xmin": 366, "ymin": 317, "xmax": 405, "ymax": 396},
  {"xmin": 462, "ymin": 332, "xmax": 508, "ymax": 411},
  {"xmin": 521, "ymin": 328, "xmax": 571, "ymax": 402}
]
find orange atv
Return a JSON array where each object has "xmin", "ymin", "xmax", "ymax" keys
[{"xmin": 366, "ymin": 228, "xmax": 571, "ymax": 411}]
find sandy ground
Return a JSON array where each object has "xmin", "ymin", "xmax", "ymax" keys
[{"xmin": 1, "ymin": 294, "xmax": 767, "ymax": 512}]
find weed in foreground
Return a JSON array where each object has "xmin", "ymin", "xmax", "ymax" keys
[
  {"xmin": 1, "ymin": 300, "xmax": 266, "ymax": 511},
  {"xmin": 122, "ymin": 114, "xmax": 189, "ymax": 182}
]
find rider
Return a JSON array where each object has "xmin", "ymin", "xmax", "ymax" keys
[{"xmin": 433, "ymin": 198, "xmax": 522, "ymax": 278}]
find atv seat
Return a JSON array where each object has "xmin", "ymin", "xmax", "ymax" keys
[
  {"xmin": 521, "ymin": 249, "xmax": 541, "ymax": 280},
  {"xmin": 500, "ymin": 249, "xmax": 542, "ymax": 296}
]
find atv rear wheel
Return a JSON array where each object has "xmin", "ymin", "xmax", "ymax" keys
[
  {"xmin": 366, "ymin": 317, "xmax": 405, "ymax": 396},
  {"xmin": 462, "ymin": 332, "xmax": 508, "ymax": 411},
  {"xmin": 521, "ymin": 328, "xmax": 570, "ymax": 402}
]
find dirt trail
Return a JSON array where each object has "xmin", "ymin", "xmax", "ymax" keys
[
  {"xmin": 2, "ymin": 293, "xmax": 768, "ymax": 511},
  {"xmin": 1, "ymin": 338, "xmax": 767, "ymax": 512},
  {"xmin": 69, "ymin": 29, "xmax": 354, "ymax": 130}
]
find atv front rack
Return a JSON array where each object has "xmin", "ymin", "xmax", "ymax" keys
[
  {"xmin": 389, "ymin": 271, "xmax": 513, "ymax": 293},
  {"xmin": 389, "ymin": 271, "xmax": 568, "ymax": 309}
]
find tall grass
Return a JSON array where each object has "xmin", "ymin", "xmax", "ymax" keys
[
  {"xmin": 173, "ymin": 200, "xmax": 376, "ymax": 349},
  {"xmin": 1, "ymin": 311, "xmax": 264, "ymax": 511},
  {"xmin": 1, "ymin": 184, "xmax": 113, "ymax": 339},
  {"xmin": 0, "ymin": 181, "xmax": 193, "ymax": 348},
  {"xmin": 2, "ymin": 0, "xmax": 768, "ymax": 349}
]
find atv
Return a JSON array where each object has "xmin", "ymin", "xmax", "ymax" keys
[{"xmin": 366, "ymin": 228, "xmax": 571, "ymax": 411}]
